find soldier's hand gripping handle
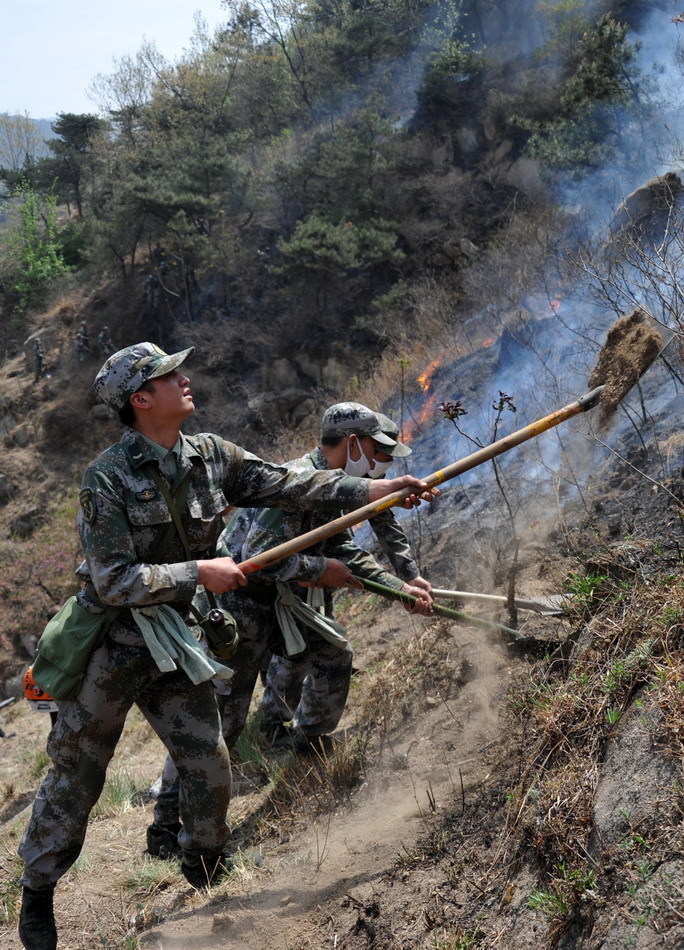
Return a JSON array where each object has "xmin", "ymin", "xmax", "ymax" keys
[
  {"xmin": 197, "ymin": 557, "xmax": 248, "ymax": 593},
  {"xmin": 367, "ymin": 475, "xmax": 439, "ymax": 509}
]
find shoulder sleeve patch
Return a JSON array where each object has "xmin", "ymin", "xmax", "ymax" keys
[{"xmin": 79, "ymin": 488, "xmax": 96, "ymax": 525}]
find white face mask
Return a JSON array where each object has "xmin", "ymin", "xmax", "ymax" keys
[
  {"xmin": 344, "ymin": 437, "xmax": 373, "ymax": 477},
  {"xmin": 368, "ymin": 458, "xmax": 393, "ymax": 478}
]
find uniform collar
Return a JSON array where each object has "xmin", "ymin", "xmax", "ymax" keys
[
  {"xmin": 124, "ymin": 428, "xmax": 160, "ymax": 470},
  {"xmin": 309, "ymin": 446, "xmax": 330, "ymax": 470},
  {"xmin": 123, "ymin": 428, "xmax": 201, "ymax": 471}
]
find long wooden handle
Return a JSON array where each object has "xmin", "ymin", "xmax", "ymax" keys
[
  {"xmin": 431, "ymin": 589, "xmax": 567, "ymax": 613},
  {"xmin": 354, "ymin": 577, "xmax": 523, "ymax": 638},
  {"xmin": 237, "ymin": 386, "xmax": 604, "ymax": 575}
]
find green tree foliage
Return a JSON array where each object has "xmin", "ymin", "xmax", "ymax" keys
[
  {"xmin": 1, "ymin": 184, "xmax": 68, "ymax": 313},
  {"xmin": 264, "ymin": 103, "xmax": 408, "ymax": 323},
  {"xmin": 46, "ymin": 113, "xmax": 108, "ymax": 217},
  {"xmin": 271, "ymin": 104, "xmax": 396, "ymax": 223},
  {"xmin": 88, "ymin": 38, "xmax": 256, "ymax": 287},
  {"xmin": 0, "ymin": 113, "xmax": 107, "ymax": 220},
  {"xmin": 416, "ymin": 0, "xmax": 484, "ymax": 110},
  {"xmin": 275, "ymin": 213, "xmax": 403, "ymax": 319},
  {"xmin": 521, "ymin": 14, "xmax": 643, "ymax": 171},
  {"xmin": 277, "ymin": 214, "xmax": 403, "ymax": 274}
]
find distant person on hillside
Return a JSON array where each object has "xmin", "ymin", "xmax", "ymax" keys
[
  {"xmin": 97, "ymin": 325, "xmax": 113, "ymax": 356},
  {"xmin": 16, "ymin": 346, "xmax": 435, "ymax": 950},
  {"xmin": 147, "ymin": 403, "xmax": 433, "ymax": 859},
  {"xmin": 33, "ymin": 340, "xmax": 46, "ymax": 381},
  {"xmin": 74, "ymin": 323, "xmax": 91, "ymax": 362}
]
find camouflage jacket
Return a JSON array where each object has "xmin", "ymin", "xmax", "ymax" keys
[
  {"xmin": 76, "ymin": 429, "xmax": 369, "ymax": 607},
  {"xmin": 217, "ymin": 447, "xmax": 404, "ymax": 591},
  {"xmin": 370, "ymin": 506, "xmax": 420, "ymax": 582}
]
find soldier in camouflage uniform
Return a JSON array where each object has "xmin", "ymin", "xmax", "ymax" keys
[
  {"xmin": 97, "ymin": 325, "xmax": 113, "ymax": 356},
  {"xmin": 33, "ymin": 339, "xmax": 46, "ymax": 381},
  {"xmin": 16, "ymin": 348, "xmax": 430, "ymax": 950},
  {"xmin": 260, "ymin": 411, "xmax": 432, "ymax": 734}
]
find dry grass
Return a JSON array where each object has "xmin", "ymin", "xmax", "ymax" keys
[
  {"xmin": 501, "ymin": 541, "xmax": 684, "ymax": 940},
  {"xmin": 355, "ymin": 621, "xmax": 465, "ymax": 739},
  {"xmin": 226, "ymin": 620, "xmax": 463, "ymax": 851}
]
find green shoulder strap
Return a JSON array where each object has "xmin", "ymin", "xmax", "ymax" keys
[
  {"xmin": 143, "ymin": 462, "xmax": 219, "ymax": 613},
  {"xmin": 143, "ymin": 463, "xmax": 193, "ymax": 562}
]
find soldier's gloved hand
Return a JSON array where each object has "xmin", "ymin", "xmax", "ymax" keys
[
  {"xmin": 298, "ymin": 558, "xmax": 363, "ymax": 589},
  {"xmin": 400, "ymin": 583, "xmax": 433, "ymax": 615},
  {"xmin": 197, "ymin": 556, "xmax": 248, "ymax": 593},
  {"xmin": 408, "ymin": 575, "xmax": 432, "ymax": 594},
  {"xmin": 367, "ymin": 475, "xmax": 439, "ymax": 508}
]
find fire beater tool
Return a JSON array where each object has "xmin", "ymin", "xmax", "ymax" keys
[
  {"xmin": 431, "ymin": 589, "xmax": 567, "ymax": 615},
  {"xmin": 237, "ymin": 385, "xmax": 606, "ymax": 576},
  {"xmin": 350, "ymin": 577, "xmax": 524, "ymax": 639}
]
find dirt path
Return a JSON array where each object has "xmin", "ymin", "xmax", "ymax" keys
[{"xmin": 137, "ymin": 619, "xmax": 520, "ymax": 949}]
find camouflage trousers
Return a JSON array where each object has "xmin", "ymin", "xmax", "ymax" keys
[
  {"xmin": 153, "ymin": 588, "xmax": 352, "ymax": 827},
  {"xmin": 217, "ymin": 588, "xmax": 352, "ymax": 743},
  {"xmin": 262, "ymin": 653, "xmax": 311, "ymax": 727},
  {"xmin": 19, "ymin": 626, "xmax": 231, "ymax": 889}
]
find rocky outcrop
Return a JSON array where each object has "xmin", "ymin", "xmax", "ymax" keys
[{"xmin": 609, "ymin": 172, "xmax": 684, "ymax": 243}]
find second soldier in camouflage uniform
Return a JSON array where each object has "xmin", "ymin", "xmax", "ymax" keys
[
  {"xmin": 260, "ymin": 411, "xmax": 432, "ymax": 734},
  {"xmin": 16, "ymin": 348, "xmax": 428, "ymax": 950},
  {"xmin": 213, "ymin": 404, "xmax": 433, "ymax": 754}
]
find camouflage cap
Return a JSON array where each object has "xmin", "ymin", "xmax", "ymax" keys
[
  {"xmin": 321, "ymin": 402, "xmax": 410, "ymax": 457},
  {"xmin": 376, "ymin": 412, "xmax": 411, "ymax": 458},
  {"xmin": 93, "ymin": 342, "xmax": 194, "ymax": 412}
]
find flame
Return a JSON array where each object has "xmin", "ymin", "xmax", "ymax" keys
[
  {"xmin": 417, "ymin": 392, "xmax": 437, "ymax": 423},
  {"xmin": 401, "ymin": 359, "xmax": 442, "ymax": 444},
  {"xmin": 399, "ymin": 336, "xmax": 503, "ymax": 446},
  {"xmin": 416, "ymin": 359, "xmax": 440, "ymax": 393},
  {"xmin": 401, "ymin": 394, "xmax": 437, "ymax": 445}
]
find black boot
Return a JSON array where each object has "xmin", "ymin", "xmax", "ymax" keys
[
  {"xmin": 146, "ymin": 821, "xmax": 182, "ymax": 858},
  {"xmin": 18, "ymin": 885, "xmax": 57, "ymax": 950},
  {"xmin": 181, "ymin": 852, "xmax": 234, "ymax": 889}
]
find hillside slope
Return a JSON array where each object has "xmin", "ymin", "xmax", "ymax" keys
[{"xmin": 0, "ymin": 354, "xmax": 682, "ymax": 947}]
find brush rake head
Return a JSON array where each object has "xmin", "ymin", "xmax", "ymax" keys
[{"xmin": 588, "ymin": 308, "xmax": 664, "ymax": 424}]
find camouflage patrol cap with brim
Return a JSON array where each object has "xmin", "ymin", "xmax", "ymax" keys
[
  {"xmin": 321, "ymin": 402, "xmax": 411, "ymax": 458},
  {"xmin": 376, "ymin": 412, "xmax": 412, "ymax": 457},
  {"xmin": 93, "ymin": 342, "xmax": 194, "ymax": 412}
]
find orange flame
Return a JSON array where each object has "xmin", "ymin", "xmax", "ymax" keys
[
  {"xmin": 401, "ymin": 394, "xmax": 437, "ymax": 445},
  {"xmin": 416, "ymin": 359, "xmax": 440, "ymax": 393}
]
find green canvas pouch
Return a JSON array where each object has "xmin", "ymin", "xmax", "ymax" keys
[{"xmin": 32, "ymin": 595, "xmax": 121, "ymax": 700}]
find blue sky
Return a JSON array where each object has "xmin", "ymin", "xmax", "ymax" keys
[{"xmin": 2, "ymin": 0, "xmax": 225, "ymax": 119}]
